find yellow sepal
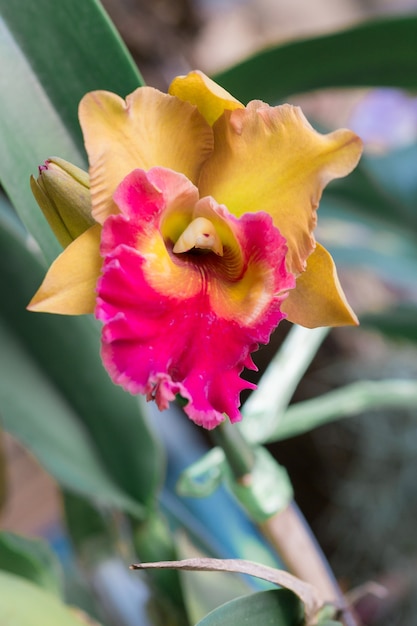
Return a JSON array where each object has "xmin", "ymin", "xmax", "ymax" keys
[
  {"xmin": 169, "ymin": 70, "xmax": 243, "ymax": 126},
  {"xmin": 282, "ymin": 243, "xmax": 358, "ymax": 328},
  {"xmin": 27, "ymin": 224, "xmax": 102, "ymax": 315}
]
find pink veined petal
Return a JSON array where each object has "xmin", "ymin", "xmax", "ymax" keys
[
  {"xmin": 97, "ymin": 255, "xmax": 252, "ymax": 428},
  {"xmin": 96, "ymin": 167, "xmax": 295, "ymax": 428}
]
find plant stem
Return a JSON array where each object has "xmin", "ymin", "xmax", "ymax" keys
[
  {"xmin": 212, "ymin": 420, "xmax": 255, "ymax": 478},
  {"xmin": 260, "ymin": 502, "xmax": 359, "ymax": 626},
  {"xmin": 212, "ymin": 422, "xmax": 358, "ymax": 625}
]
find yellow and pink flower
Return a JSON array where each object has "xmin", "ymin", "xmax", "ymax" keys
[{"xmin": 29, "ymin": 71, "xmax": 362, "ymax": 429}]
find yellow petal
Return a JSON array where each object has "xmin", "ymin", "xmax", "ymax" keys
[
  {"xmin": 79, "ymin": 87, "xmax": 213, "ymax": 223},
  {"xmin": 27, "ymin": 224, "xmax": 102, "ymax": 314},
  {"xmin": 281, "ymin": 243, "xmax": 358, "ymax": 328},
  {"xmin": 199, "ymin": 102, "xmax": 363, "ymax": 275},
  {"xmin": 169, "ymin": 70, "xmax": 243, "ymax": 126}
]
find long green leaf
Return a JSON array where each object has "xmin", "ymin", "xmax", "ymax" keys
[
  {"xmin": 265, "ymin": 380, "xmax": 417, "ymax": 442},
  {"xmin": 0, "ymin": 430, "xmax": 6, "ymax": 513},
  {"xmin": 0, "ymin": 0, "xmax": 143, "ymax": 149},
  {"xmin": 63, "ymin": 491, "xmax": 114, "ymax": 557},
  {"xmin": 360, "ymin": 305, "xmax": 417, "ymax": 343},
  {"xmin": 241, "ymin": 326, "xmax": 329, "ymax": 443},
  {"xmin": 0, "ymin": 0, "xmax": 143, "ymax": 264},
  {"xmin": 0, "ymin": 197, "xmax": 163, "ymax": 510},
  {"xmin": 195, "ymin": 589, "xmax": 303, "ymax": 626},
  {"xmin": 0, "ymin": 0, "xmax": 163, "ymax": 508},
  {"xmin": 325, "ymin": 165, "xmax": 411, "ymax": 234},
  {"xmin": 325, "ymin": 144, "xmax": 417, "ymax": 246},
  {"xmin": 0, "ymin": 570, "xmax": 102, "ymax": 626},
  {"xmin": 0, "ymin": 532, "xmax": 62, "ymax": 596},
  {"xmin": 0, "ymin": 16, "xmax": 81, "ymax": 263},
  {"xmin": 214, "ymin": 16, "xmax": 417, "ymax": 103},
  {"xmin": 0, "ymin": 316, "xmax": 143, "ymax": 517},
  {"xmin": 359, "ymin": 143, "xmax": 417, "ymax": 226},
  {"xmin": 317, "ymin": 198, "xmax": 417, "ymax": 295}
]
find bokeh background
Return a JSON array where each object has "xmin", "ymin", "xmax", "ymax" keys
[{"xmin": 2, "ymin": 2, "xmax": 417, "ymax": 625}]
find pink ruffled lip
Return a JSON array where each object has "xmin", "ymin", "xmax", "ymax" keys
[{"xmin": 95, "ymin": 167, "xmax": 295, "ymax": 429}]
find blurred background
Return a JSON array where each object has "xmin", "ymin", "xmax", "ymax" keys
[
  {"xmin": 99, "ymin": 0, "xmax": 417, "ymax": 87},
  {"xmin": 2, "ymin": 1, "xmax": 417, "ymax": 625}
]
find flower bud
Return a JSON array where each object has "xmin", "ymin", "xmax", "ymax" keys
[{"xmin": 30, "ymin": 157, "xmax": 94, "ymax": 248}]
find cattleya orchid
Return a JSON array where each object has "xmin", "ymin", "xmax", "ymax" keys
[{"xmin": 28, "ymin": 71, "xmax": 362, "ymax": 429}]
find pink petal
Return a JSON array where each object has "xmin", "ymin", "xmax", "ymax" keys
[{"xmin": 96, "ymin": 168, "xmax": 295, "ymax": 429}]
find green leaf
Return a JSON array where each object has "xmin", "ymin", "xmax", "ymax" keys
[
  {"xmin": 316, "ymin": 603, "xmax": 343, "ymax": 625},
  {"xmin": 223, "ymin": 447, "xmax": 293, "ymax": 523},
  {"xmin": 325, "ymin": 164, "xmax": 408, "ymax": 234},
  {"xmin": 133, "ymin": 510, "xmax": 186, "ymax": 615},
  {"xmin": 177, "ymin": 448, "xmax": 226, "ymax": 498},
  {"xmin": 240, "ymin": 326, "xmax": 329, "ymax": 444},
  {"xmin": 0, "ymin": 532, "xmax": 62, "ymax": 596},
  {"xmin": 359, "ymin": 143, "xmax": 417, "ymax": 225},
  {"xmin": 63, "ymin": 491, "xmax": 115, "ymax": 561},
  {"xmin": 0, "ymin": 15, "xmax": 80, "ymax": 263},
  {"xmin": 0, "ymin": 316, "xmax": 143, "ymax": 517},
  {"xmin": 0, "ymin": 0, "xmax": 143, "ymax": 264},
  {"xmin": 214, "ymin": 16, "xmax": 417, "ymax": 103},
  {"xmin": 360, "ymin": 304, "xmax": 417, "ymax": 343},
  {"xmin": 195, "ymin": 589, "xmax": 304, "ymax": 626},
  {"xmin": 0, "ymin": 430, "xmax": 6, "ymax": 513},
  {"xmin": 325, "ymin": 144, "xmax": 417, "ymax": 244},
  {"xmin": 318, "ymin": 197, "xmax": 417, "ymax": 292},
  {"xmin": 0, "ymin": 570, "xmax": 102, "ymax": 626},
  {"xmin": 0, "ymin": 0, "xmax": 163, "ymax": 510},
  {"xmin": 0, "ymin": 0, "xmax": 143, "ymax": 148},
  {"xmin": 265, "ymin": 380, "xmax": 417, "ymax": 442},
  {"xmin": 0, "ymin": 203, "xmax": 163, "ymax": 511}
]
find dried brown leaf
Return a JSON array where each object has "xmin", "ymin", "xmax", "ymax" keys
[{"xmin": 131, "ymin": 557, "xmax": 324, "ymax": 625}]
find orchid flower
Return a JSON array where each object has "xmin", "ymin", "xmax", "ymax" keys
[{"xmin": 29, "ymin": 71, "xmax": 362, "ymax": 429}]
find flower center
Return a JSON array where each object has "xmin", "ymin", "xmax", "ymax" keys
[{"xmin": 173, "ymin": 217, "xmax": 223, "ymax": 257}]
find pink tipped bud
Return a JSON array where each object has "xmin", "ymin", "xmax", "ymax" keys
[{"xmin": 31, "ymin": 157, "xmax": 94, "ymax": 248}]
